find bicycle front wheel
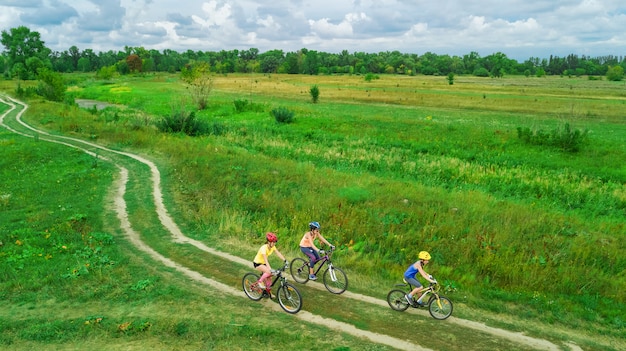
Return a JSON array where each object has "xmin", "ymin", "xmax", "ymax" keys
[
  {"xmin": 387, "ymin": 289, "xmax": 410, "ymax": 311},
  {"xmin": 323, "ymin": 266, "xmax": 348, "ymax": 294},
  {"xmin": 428, "ymin": 295, "xmax": 453, "ymax": 320},
  {"xmin": 242, "ymin": 273, "xmax": 263, "ymax": 301},
  {"xmin": 290, "ymin": 257, "xmax": 310, "ymax": 284},
  {"xmin": 277, "ymin": 283, "xmax": 302, "ymax": 314}
]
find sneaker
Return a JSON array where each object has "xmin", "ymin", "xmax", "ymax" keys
[
  {"xmin": 415, "ymin": 301, "xmax": 426, "ymax": 307},
  {"xmin": 257, "ymin": 281, "xmax": 266, "ymax": 289},
  {"xmin": 309, "ymin": 274, "xmax": 317, "ymax": 280},
  {"xmin": 268, "ymin": 290, "xmax": 275, "ymax": 299},
  {"xmin": 405, "ymin": 294, "xmax": 414, "ymax": 306}
]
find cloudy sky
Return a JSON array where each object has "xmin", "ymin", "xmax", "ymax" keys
[{"xmin": 0, "ymin": 0, "xmax": 624, "ymax": 61}]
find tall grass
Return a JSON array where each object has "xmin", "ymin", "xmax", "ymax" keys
[{"xmin": 0, "ymin": 110, "xmax": 400, "ymax": 350}]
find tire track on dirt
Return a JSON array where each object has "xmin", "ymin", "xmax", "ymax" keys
[{"xmin": 1, "ymin": 95, "xmax": 581, "ymax": 351}]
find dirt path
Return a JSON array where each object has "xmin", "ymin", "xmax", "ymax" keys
[{"xmin": 0, "ymin": 95, "xmax": 583, "ymax": 351}]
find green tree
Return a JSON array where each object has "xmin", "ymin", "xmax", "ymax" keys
[
  {"xmin": 95, "ymin": 65, "xmax": 117, "ymax": 80},
  {"xmin": 68, "ymin": 45, "xmax": 80, "ymax": 70},
  {"xmin": 302, "ymin": 49, "xmax": 319, "ymax": 75},
  {"xmin": 536, "ymin": 68, "xmax": 546, "ymax": 77},
  {"xmin": 282, "ymin": 52, "xmax": 300, "ymax": 74},
  {"xmin": 1, "ymin": 26, "xmax": 51, "ymax": 79},
  {"xmin": 258, "ymin": 49, "xmax": 284, "ymax": 73},
  {"xmin": 606, "ymin": 65, "xmax": 624, "ymax": 81},
  {"xmin": 77, "ymin": 57, "xmax": 91, "ymax": 72},
  {"xmin": 25, "ymin": 56, "xmax": 47, "ymax": 78},
  {"xmin": 181, "ymin": 61, "xmax": 213, "ymax": 110},
  {"xmin": 36, "ymin": 68, "xmax": 66, "ymax": 101}
]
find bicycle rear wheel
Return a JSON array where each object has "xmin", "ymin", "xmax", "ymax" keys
[
  {"xmin": 428, "ymin": 295, "xmax": 453, "ymax": 320},
  {"xmin": 290, "ymin": 257, "xmax": 310, "ymax": 284},
  {"xmin": 242, "ymin": 273, "xmax": 263, "ymax": 301},
  {"xmin": 386, "ymin": 289, "xmax": 410, "ymax": 311},
  {"xmin": 277, "ymin": 283, "xmax": 302, "ymax": 314},
  {"xmin": 323, "ymin": 266, "xmax": 348, "ymax": 294}
]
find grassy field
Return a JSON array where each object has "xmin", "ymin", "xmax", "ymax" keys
[{"xmin": 1, "ymin": 72, "xmax": 625, "ymax": 350}]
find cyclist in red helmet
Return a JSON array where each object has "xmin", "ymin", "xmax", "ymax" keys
[{"xmin": 253, "ymin": 232, "xmax": 287, "ymax": 296}]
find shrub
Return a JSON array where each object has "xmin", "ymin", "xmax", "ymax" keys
[
  {"xmin": 606, "ymin": 66, "xmax": 624, "ymax": 81},
  {"xmin": 36, "ymin": 68, "xmax": 66, "ymax": 102},
  {"xmin": 233, "ymin": 98, "xmax": 249, "ymax": 113},
  {"xmin": 473, "ymin": 67, "xmax": 489, "ymax": 77},
  {"xmin": 447, "ymin": 73, "xmax": 455, "ymax": 85},
  {"xmin": 96, "ymin": 65, "xmax": 117, "ymax": 80},
  {"xmin": 364, "ymin": 73, "xmax": 379, "ymax": 82},
  {"xmin": 310, "ymin": 84, "xmax": 320, "ymax": 103},
  {"xmin": 155, "ymin": 110, "xmax": 209, "ymax": 136},
  {"xmin": 516, "ymin": 122, "xmax": 588, "ymax": 152},
  {"xmin": 271, "ymin": 107, "xmax": 294, "ymax": 124}
]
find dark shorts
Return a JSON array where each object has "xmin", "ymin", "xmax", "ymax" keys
[
  {"xmin": 253, "ymin": 262, "xmax": 265, "ymax": 268},
  {"xmin": 404, "ymin": 276, "xmax": 422, "ymax": 289}
]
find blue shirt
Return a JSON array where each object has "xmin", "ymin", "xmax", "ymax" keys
[{"xmin": 403, "ymin": 261, "xmax": 420, "ymax": 279}]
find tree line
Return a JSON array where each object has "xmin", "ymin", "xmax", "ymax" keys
[{"xmin": 2, "ymin": 26, "xmax": 625, "ymax": 81}]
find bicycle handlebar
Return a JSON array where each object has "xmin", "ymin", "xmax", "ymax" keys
[{"xmin": 319, "ymin": 246, "xmax": 336, "ymax": 257}]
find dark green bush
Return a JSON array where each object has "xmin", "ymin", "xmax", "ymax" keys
[
  {"xmin": 364, "ymin": 73, "xmax": 379, "ymax": 82},
  {"xmin": 155, "ymin": 110, "xmax": 209, "ymax": 136},
  {"xmin": 473, "ymin": 67, "xmax": 489, "ymax": 77},
  {"xmin": 233, "ymin": 98, "xmax": 266, "ymax": 113},
  {"xmin": 309, "ymin": 85, "xmax": 320, "ymax": 103},
  {"xmin": 271, "ymin": 107, "xmax": 294, "ymax": 124},
  {"xmin": 517, "ymin": 122, "xmax": 588, "ymax": 152},
  {"xmin": 36, "ymin": 68, "xmax": 66, "ymax": 102},
  {"xmin": 233, "ymin": 98, "xmax": 249, "ymax": 113}
]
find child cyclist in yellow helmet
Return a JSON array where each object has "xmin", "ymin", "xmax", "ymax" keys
[
  {"xmin": 253, "ymin": 232, "xmax": 288, "ymax": 297},
  {"xmin": 403, "ymin": 251, "xmax": 437, "ymax": 306}
]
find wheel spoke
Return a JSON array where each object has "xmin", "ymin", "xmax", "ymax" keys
[
  {"xmin": 387, "ymin": 289, "xmax": 410, "ymax": 311},
  {"xmin": 428, "ymin": 296, "xmax": 453, "ymax": 320},
  {"xmin": 277, "ymin": 284, "xmax": 302, "ymax": 314},
  {"xmin": 323, "ymin": 266, "xmax": 348, "ymax": 294},
  {"xmin": 290, "ymin": 258, "xmax": 310, "ymax": 284}
]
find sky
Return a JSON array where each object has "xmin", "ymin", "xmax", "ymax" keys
[{"xmin": 0, "ymin": 0, "xmax": 624, "ymax": 62}]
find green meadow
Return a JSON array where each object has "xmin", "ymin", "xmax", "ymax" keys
[{"xmin": 1, "ymin": 72, "xmax": 624, "ymax": 350}]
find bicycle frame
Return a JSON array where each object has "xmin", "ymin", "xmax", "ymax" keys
[
  {"xmin": 397, "ymin": 281, "xmax": 436, "ymax": 305},
  {"xmin": 268, "ymin": 270, "xmax": 287, "ymax": 290},
  {"xmin": 407, "ymin": 281, "xmax": 448, "ymax": 310},
  {"xmin": 311, "ymin": 252, "xmax": 331, "ymax": 275},
  {"xmin": 258, "ymin": 264, "xmax": 289, "ymax": 292}
]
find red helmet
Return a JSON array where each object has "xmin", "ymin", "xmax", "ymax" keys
[{"xmin": 266, "ymin": 232, "xmax": 278, "ymax": 242}]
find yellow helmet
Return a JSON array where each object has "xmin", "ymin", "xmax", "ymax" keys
[{"xmin": 418, "ymin": 251, "xmax": 431, "ymax": 260}]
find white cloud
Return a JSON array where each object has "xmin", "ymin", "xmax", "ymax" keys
[
  {"xmin": 192, "ymin": 1, "xmax": 232, "ymax": 28},
  {"xmin": 308, "ymin": 12, "xmax": 369, "ymax": 38},
  {"xmin": 308, "ymin": 18, "xmax": 354, "ymax": 37}
]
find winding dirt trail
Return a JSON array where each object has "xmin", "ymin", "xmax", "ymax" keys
[{"xmin": 0, "ymin": 95, "xmax": 583, "ymax": 351}]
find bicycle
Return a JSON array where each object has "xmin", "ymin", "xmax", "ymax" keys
[
  {"xmin": 242, "ymin": 262, "xmax": 303, "ymax": 314},
  {"xmin": 290, "ymin": 247, "xmax": 348, "ymax": 294},
  {"xmin": 386, "ymin": 278, "xmax": 453, "ymax": 320}
]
